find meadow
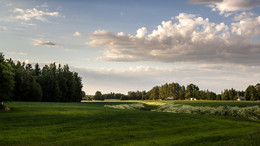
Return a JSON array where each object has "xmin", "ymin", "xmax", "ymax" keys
[{"xmin": 1, "ymin": 101, "xmax": 260, "ymax": 145}]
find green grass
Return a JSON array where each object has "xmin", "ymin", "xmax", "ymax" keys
[
  {"xmin": 101, "ymin": 99, "xmax": 260, "ymax": 107},
  {"xmin": 171, "ymin": 100, "xmax": 260, "ymax": 107},
  {"xmin": 1, "ymin": 101, "xmax": 260, "ymax": 145}
]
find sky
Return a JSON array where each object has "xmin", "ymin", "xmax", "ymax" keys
[{"xmin": 1, "ymin": 0, "xmax": 260, "ymax": 95}]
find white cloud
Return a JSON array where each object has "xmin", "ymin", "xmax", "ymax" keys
[
  {"xmin": 233, "ymin": 12, "xmax": 255, "ymax": 21},
  {"xmin": 32, "ymin": 39, "xmax": 57, "ymax": 47},
  {"xmin": 136, "ymin": 27, "xmax": 147, "ymax": 38},
  {"xmin": 73, "ymin": 31, "xmax": 82, "ymax": 36},
  {"xmin": 84, "ymin": 13, "xmax": 260, "ymax": 65},
  {"xmin": 13, "ymin": 8, "xmax": 60, "ymax": 22},
  {"xmin": 191, "ymin": 0, "xmax": 260, "ymax": 16},
  {"xmin": 231, "ymin": 14, "xmax": 260, "ymax": 36}
]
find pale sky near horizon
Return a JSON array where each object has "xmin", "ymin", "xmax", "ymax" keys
[{"xmin": 1, "ymin": 0, "xmax": 260, "ymax": 95}]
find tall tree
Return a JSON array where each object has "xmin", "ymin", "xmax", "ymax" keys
[
  {"xmin": 179, "ymin": 85, "xmax": 186, "ymax": 100},
  {"xmin": 0, "ymin": 53, "xmax": 15, "ymax": 105},
  {"xmin": 94, "ymin": 91, "xmax": 103, "ymax": 100},
  {"xmin": 244, "ymin": 85, "xmax": 257, "ymax": 101},
  {"xmin": 229, "ymin": 88, "xmax": 237, "ymax": 100},
  {"xmin": 186, "ymin": 84, "xmax": 199, "ymax": 98},
  {"xmin": 159, "ymin": 83, "xmax": 169, "ymax": 99},
  {"xmin": 169, "ymin": 82, "xmax": 180, "ymax": 99},
  {"xmin": 221, "ymin": 89, "xmax": 230, "ymax": 100},
  {"xmin": 149, "ymin": 86, "xmax": 159, "ymax": 100},
  {"xmin": 34, "ymin": 63, "xmax": 41, "ymax": 76},
  {"xmin": 255, "ymin": 83, "xmax": 260, "ymax": 100}
]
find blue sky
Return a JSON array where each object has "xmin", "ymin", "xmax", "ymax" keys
[{"xmin": 1, "ymin": 0, "xmax": 260, "ymax": 94}]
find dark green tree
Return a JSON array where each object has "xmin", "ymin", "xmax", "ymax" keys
[
  {"xmin": 179, "ymin": 85, "xmax": 186, "ymax": 100},
  {"xmin": 216, "ymin": 94, "xmax": 221, "ymax": 100},
  {"xmin": 186, "ymin": 84, "xmax": 199, "ymax": 98},
  {"xmin": 159, "ymin": 83, "xmax": 169, "ymax": 99},
  {"xmin": 141, "ymin": 90, "xmax": 149, "ymax": 100},
  {"xmin": 94, "ymin": 91, "xmax": 103, "ymax": 100},
  {"xmin": 255, "ymin": 83, "xmax": 260, "ymax": 100},
  {"xmin": 149, "ymin": 86, "xmax": 159, "ymax": 100},
  {"xmin": 229, "ymin": 88, "xmax": 237, "ymax": 100},
  {"xmin": 34, "ymin": 63, "xmax": 41, "ymax": 76},
  {"xmin": 221, "ymin": 89, "xmax": 230, "ymax": 100},
  {"xmin": 128, "ymin": 91, "xmax": 137, "ymax": 100},
  {"xmin": 168, "ymin": 82, "xmax": 180, "ymax": 99},
  {"xmin": 0, "ymin": 53, "xmax": 15, "ymax": 105},
  {"xmin": 244, "ymin": 85, "xmax": 257, "ymax": 101}
]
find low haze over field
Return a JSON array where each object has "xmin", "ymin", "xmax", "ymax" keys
[{"xmin": 1, "ymin": 0, "xmax": 260, "ymax": 94}]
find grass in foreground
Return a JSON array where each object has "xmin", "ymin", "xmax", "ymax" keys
[{"xmin": 0, "ymin": 101, "xmax": 260, "ymax": 145}]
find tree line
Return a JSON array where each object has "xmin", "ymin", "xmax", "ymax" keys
[
  {"xmin": 92, "ymin": 82, "xmax": 260, "ymax": 101},
  {"xmin": 0, "ymin": 53, "xmax": 83, "ymax": 104}
]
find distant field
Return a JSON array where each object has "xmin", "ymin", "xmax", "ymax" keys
[
  {"xmin": 1, "ymin": 101, "xmax": 260, "ymax": 145},
  {"xmin": 84, "ymin": 99, "xmax": 260, "ymax": 107}
]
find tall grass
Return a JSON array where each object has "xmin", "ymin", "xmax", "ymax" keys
[
  {"xmin": 104, "ymin": 103, "xmax": 145, "ymax": 110},
  {"xmin": 154, "ymin": 103, "xmax": 260, "ymax": 120}
]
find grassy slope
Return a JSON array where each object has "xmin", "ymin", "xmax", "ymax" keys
[{"xmin": 0, "ymin": 101, "xmax": 260, "ymax": 145}]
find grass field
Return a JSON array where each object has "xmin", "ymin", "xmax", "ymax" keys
[{"xmin": 1, "ymin": 101, "xmax": 260, "ymax": 145}]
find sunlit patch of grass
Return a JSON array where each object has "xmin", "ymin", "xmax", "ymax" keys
[
  {"xmin": 142, "ymin": 101, "xmax": 165, "ymax": 106},
  {"xmin": 104, "ymin": 103, "xmax": 145, "ymax": 110}
]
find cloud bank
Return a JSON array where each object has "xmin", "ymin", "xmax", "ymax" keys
[
  {"xmin": 73, "ymin": 64, "xmax": 260, "ymax": 94},
  {"xmin": 83, "ymin": 13, "xmax": 260, "ymax": 65}
]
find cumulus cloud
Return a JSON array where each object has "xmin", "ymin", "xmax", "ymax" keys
[
  {"xmin": 191, "ymin": 0, "xmax": 260, "ymax": 16},
  {"xmin": 232, "ymin": 15, "xmax": 260, "ymax": 36},
  {"xmin": 33, "ymin": 39, "xmax": 58, "ymax": 47},
  {"xmin": 13, "ymin": 8, "xmax": 59, "ymax": 21},
  {"xmin": 85, "ymin": 13, "xmax": 260, "ymax": 65}
]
